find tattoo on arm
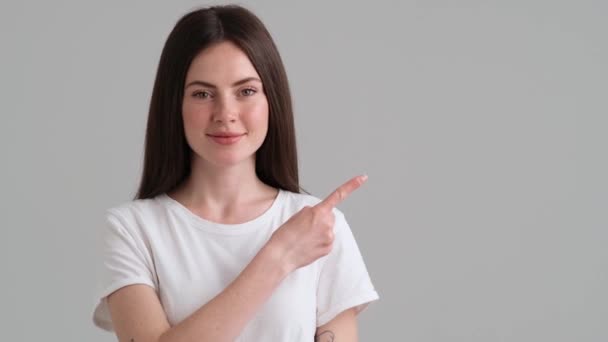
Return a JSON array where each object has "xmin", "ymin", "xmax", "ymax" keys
[{"xmin": 314, "ymin": 330, "xmax": 335, "ymax": 342}]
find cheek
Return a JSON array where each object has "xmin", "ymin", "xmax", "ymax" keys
[
  {"xmin": 182, "ymin": 103, "xmax": 210, "ymax": 128},
  {"xmin": 245, "ymin": 100, "xmax": 269, "ymax": 127}
]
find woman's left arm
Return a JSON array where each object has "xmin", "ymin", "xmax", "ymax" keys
[{"xmin": 314, "ymin": 308, "xmax": 358, "ymax": 342}]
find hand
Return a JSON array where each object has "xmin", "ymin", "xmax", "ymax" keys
[{"xmin": 269, "ymin": 175, "xmax": 368, "ymax": 272}]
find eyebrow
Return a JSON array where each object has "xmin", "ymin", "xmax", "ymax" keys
[{"xmin": 185, "ymin": 77, "xmax": 262, "ymax": 89}]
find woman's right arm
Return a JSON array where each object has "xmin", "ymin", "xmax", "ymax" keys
[
  {"xmin": 107, "ymin": 240, "xmax": 291, "ymax": 342},
  {"xmin": 107, "ymin": 176, "xmax": 365, "ymax": 342}
]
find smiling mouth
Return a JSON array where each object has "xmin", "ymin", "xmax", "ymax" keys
[
  {"xmin": 207, "ymin": 133, "xmax": 245, "ymax": 138},
  {"xmin": 207, "ymin": 134, "xmax": 245, "ymax": 145}
]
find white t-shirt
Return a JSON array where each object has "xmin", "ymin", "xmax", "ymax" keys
[{"xmin": 92, "ymin": 188, "xmax": 379, "ymax": 341}]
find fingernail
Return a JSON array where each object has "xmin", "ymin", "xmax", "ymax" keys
[{"xmin": 361, "ymin": 174, "xmax": 368, "ymax": 182}]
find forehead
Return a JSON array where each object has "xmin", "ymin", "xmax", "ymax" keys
[{"xmin": 185, "ymin": 41, "xmax": 260, "ymax": 84}]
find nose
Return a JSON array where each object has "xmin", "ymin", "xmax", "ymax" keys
[{"xmin": 212, "ymin": 95, "xmax": 238, "ymax": 123}]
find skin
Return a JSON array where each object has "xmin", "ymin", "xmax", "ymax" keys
[
  {"xmin": 169, "ymin": 40, "xmax": 277, "ymax": 224},
  {"xmin": 107, "ymin": 40, "xmax": 366, "ymax": 341}
]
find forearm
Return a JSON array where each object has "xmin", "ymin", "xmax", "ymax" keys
[{"xmin": 158, "ymin": 242, "xmax": 291, "ymax": 342}]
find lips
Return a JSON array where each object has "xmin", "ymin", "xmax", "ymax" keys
[
  {"xmin": 207, "ymin": 132, "xmax": 245, "ymax": 138},
  {"xmin": 207, "ymin": 133, "xmax": 245, "ymax": 145}
]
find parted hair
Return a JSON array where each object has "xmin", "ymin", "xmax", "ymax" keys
[{"xmin": 134, "ymin": 4, "xmax": 302, "ymax": 200}]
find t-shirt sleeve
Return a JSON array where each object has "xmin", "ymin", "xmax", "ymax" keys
[
  {"xmin": 316, "ymin": 209, "xmax": 380, "ymax": 327},
  {"xmin": 91, "ymin": 209, "xmax": 158, "ymax": 332}
]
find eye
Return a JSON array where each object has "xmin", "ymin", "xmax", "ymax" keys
[
  {"xmin": 192, "ymin": 91, "xmax": 212, "ymax": 99},
  {"xmin": 241, "ymin": 87, "xmax": 257, "ymax": 96}
]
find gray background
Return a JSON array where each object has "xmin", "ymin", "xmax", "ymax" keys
[{"xmin": 1, "ymin": 0, "xmax": 606, "ymax": 341}]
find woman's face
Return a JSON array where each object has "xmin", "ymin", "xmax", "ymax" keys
[{"xmin": 181, "ymin": 41, "xmax": 269, "ymax": 168}]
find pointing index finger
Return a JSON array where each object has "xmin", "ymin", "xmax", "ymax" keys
[{"xmin": 316, "ymin": 175, "xmax": 368, "ymax": 210}]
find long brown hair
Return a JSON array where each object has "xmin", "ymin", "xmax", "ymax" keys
[{"xmin": 134, "ymin": 5, "xmax": 303, "ymax": 200}]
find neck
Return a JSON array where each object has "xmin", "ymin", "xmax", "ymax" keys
[{"xmin": 171, "ymin": 155, "xmax": 275, "ymax": 213}]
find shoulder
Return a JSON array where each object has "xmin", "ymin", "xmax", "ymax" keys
[
  {"xmin": 280, "ymin": 189, "xmax": 321, "ymax": 206},
  {"xmin": 102, "ymin": 195, "xmax": 167, "ymax": 236},
  {"xmin": 279, "ymin": 189, "xmax": 347, "ymax": 219},
  {"xmin": 106, "ymin": 195, "xmax": 164, "ymax": 218}
]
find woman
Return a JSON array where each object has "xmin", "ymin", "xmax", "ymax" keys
[{"xmin": 92, "ymin": 4, "xmax": 379, "ymax": 341}]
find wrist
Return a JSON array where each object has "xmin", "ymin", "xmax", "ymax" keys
[{"xmin": 263, "ymin": 237, "xmax": 294, "ymax": 277}]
